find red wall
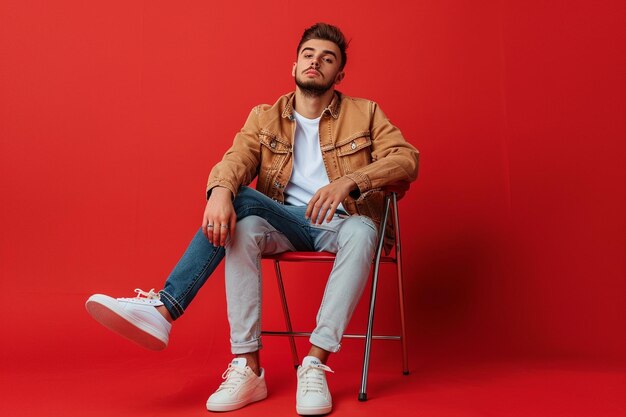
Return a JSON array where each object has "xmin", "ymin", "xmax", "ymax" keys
[{"xmin": 1, "ymin": 1, "xmax": 624, "ymax": 367}]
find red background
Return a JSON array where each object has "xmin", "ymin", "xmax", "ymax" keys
[{"xmin": 1, "ymin": 1, "xmax": 624, "ymax": 416}]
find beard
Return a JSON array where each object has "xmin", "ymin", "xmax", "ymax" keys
[{"xmin": 295, "ymin": 74, "xmax": 335, "ymax": 97}]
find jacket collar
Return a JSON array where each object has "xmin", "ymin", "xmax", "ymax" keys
[{"xmin": 281, "ymin": 91, "xmax": 342, "ymax": 120}]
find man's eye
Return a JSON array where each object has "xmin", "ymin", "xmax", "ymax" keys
[
  {"xmin": 324, "ymin": 58, "xmax": 333, "ymax": 63},
  {"xmin": 304, "ymin": 54, "xmax": 313, "ymax": 58}
]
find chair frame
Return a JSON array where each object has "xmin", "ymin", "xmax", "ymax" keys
[{"xmin": 261, "ymin": 192, "xmax": 409, "ymax": 401}]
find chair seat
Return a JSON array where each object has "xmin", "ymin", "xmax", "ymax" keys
[{"xmin": 263, "ymin": 251, "xmax": 396, "ymax": 263}]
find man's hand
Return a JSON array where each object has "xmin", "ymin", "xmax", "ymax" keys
[
  {"xmin": 306, "ymin": 177, "xmax": 357, "ymax": 224},
  {"xmin": 202, "ymin": 187, "xmax": 236, "ymax": 247}
]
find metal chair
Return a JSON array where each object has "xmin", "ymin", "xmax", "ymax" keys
[{"xmin": 261, "ymin": 192, "xmax": 409, "ymax": 401}]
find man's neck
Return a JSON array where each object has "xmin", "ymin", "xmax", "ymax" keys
[{"xmin": 293, "ymin": 88, "xmax": 335, "ymax": 119}]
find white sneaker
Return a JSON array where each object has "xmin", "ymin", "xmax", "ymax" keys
[
  {"xmin": 206, "ymin": 358, "xmax": 268, "ymax": 412},
  {"xmin": 296, "ymin": 356, "xmax": 334, "ymax": 415},
  {"xmin": 85, "ymin": 288, "xmax": 171, "ymax": 350}
]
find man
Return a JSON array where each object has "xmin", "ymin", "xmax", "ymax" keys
[{"xmin": 86, "ymin": 22, "xmax": 418, "ymax": 415}]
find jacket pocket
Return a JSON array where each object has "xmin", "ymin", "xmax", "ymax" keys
[
  {"xmin": 258, "ymin": 132, "xmax": 291, "ymax": 197},
  {"xmin": 260, "ymin": 132, "xmax": 290, "ymax": 154},
  {"xmin": 336, "ymin": 132, "xmax": 372, "ymax": 173}
]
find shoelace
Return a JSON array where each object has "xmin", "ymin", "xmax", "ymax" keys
[
  {"xmin": 134, "ymin": 288, "xmax": 160, "ymax": 300},
  {"xmin": 298, "ymin": 363, "xmax": 334, "ymax": 394},
  {"xmin": 216, "ymin": 364, "xmax": 249, "ymax": 392}
]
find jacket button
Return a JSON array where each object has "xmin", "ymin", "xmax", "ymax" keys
[
  {"xmin": 351, "ymin": 141, "xmax": 357, "ymax": 150},
  {"xmin": 270, "ymin": 141, "xmax": 276, "ymax": 149}
]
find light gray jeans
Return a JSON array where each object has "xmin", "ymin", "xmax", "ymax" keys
[{"xmin": 225, "ymin": 209, "xmax": 378, "ymax": 354}]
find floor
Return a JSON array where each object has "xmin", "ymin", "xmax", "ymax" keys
[
  {"xmin": 2, "ymin": 339, "xmax": 624, "ymax": 417},
  {"xmin": 2, "ymin": 290, "xmax": 623, "ymax": 416}
]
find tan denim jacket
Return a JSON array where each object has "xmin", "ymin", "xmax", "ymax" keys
[{"xmin": 206, "ymin": 91, "xmax": 419, "ymax": 226}]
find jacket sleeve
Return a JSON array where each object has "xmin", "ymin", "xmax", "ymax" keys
[
  {"xmin": 205, "ymin": 106, "xmax": 262, "ymax": 199},
  {"xmin": 344, "ymin": 101, "xmax": 419, "ymax": 196}
]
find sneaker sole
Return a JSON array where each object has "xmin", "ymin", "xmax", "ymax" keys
[
  {"xmin": 85, "ymin": 295, "xmax": 167, "ymax": 351},
  {"xmin": 296, "ymin": 403, "xmax": 332, "ymax": 415},
  {"xmin": 206, "ymin": 387, "xmax": 268, "ymax": 412}
]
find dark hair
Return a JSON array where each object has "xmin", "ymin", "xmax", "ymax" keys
[{"xmin": 296, "ymin": 23, "xmax": 349, "ymax": 70}]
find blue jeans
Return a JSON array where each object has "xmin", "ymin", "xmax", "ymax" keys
[
  {"xmin": 159, "ymin": 186, "xmax": 378, "ymax": 353},
  {"xmin": 159, "ymin": 186, "xmax": 326, "ymax": 319}
]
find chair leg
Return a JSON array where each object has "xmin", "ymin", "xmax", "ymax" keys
[
  {"xmin": 274, "ymin": 260, "xmax": 300, "ymax": 370},
  {"xmin": 392, "ymin": 193, "xmax": 409, "ymax": 375},
  {"xmin": 359, "ymin": 196, "xmax": 392, "ymax": 401}
]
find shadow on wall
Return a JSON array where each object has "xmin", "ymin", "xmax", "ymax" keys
[{"xmin": 406, "ymin": 227, "xmax": 515, "ymax": 360}]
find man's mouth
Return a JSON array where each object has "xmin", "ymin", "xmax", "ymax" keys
[{"xmin": 304, "ymin": 68, "xmax": 322, "ymax": 77}]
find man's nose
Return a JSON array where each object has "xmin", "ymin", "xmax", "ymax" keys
[{"xmin": 310, "ymin": 59, "xmax": 320, "ymax": 68}]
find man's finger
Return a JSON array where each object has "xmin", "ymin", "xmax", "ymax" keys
[
  {"xmin": 212, "ymin": 221, "xmax": 221, "ymax": 247},
  {"xmin": 229, "ymin": 214, "xmax": 237, "ymax": 241},
  {"xmin": 325, "ymin": 203, "xmax": 337, "ymax": 222},
  {"xmin": 317, "ymin": 203, "xmax": 331, "ymax": 224},
  {"xmin": 315, "ymin": 198, "xmax": 336, "ymax": 224},
  {"xmin": 306, "ymin": 195, "xmax": 319, "ymax": 219},
  {"xmin": 207, "ymin": 221, "xmax": 215, "ymax": 245},
  {"xmin": 311, "ymin": 199, "xmax": 326, "ymax": 224},
  {"xmin": 219, "ymin": 223, "xmax": 229, "ymax": 247},
  {"xmin": 212, "ymin": 219, "xmax": 221, "ymax": 247}
]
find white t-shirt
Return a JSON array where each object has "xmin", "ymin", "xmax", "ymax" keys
[{"xmin": 284, "ymin": 111, "xmax": 346, "ymax": 213}]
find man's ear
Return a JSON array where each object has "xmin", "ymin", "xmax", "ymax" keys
[
  {"xmin": 292, "ymin": 62, "xmax": 297, "ymax": 77},
  {"xmin": 335, "ymin": 71, "xmax": 345, "ymax": 85}
]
